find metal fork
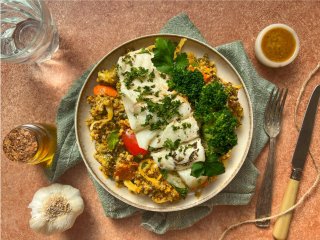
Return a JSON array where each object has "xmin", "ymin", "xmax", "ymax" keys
[{"xmin": 255, "ymin": 87, "xmax": 288, "ymax": 228}]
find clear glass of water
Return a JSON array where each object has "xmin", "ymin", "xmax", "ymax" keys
[{"xmin": 1, "ymin": 0, "xmax": 59, "ymax": 64}]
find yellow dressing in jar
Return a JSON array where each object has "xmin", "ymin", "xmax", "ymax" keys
[{"xmin": 261, "ymin": 27, "xmax": 296, "ymax": 62}]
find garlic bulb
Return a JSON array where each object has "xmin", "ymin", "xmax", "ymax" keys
[{"xmin": 28, "ymin": 183, "xmax": 84, "ymax": 235}]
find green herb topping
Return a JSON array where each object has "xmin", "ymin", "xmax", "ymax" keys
[
  {"xmin": 141, "ymin": 95, "xmax": 182, "ymax": 130},
  {"xmin": 107, "ymin": 130, "xmax": 119, "ymax": 151},
  {"xmin": 123, "ymin": 67, "xmax": 149, "ymax": 89},
  {"xmin": 151, "ymin": 38, "xmax": 188, "ymax": 75},
  {"xmin": 163, "ymin": 139, "xmax": 181, "ymax": 151}
]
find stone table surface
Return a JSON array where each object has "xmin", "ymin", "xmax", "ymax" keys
[{"xmin": 1, "ymin": 1, "xmax": 320, "ymax": 240}]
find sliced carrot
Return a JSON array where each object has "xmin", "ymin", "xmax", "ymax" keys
[
  {"xmin": 202, "ymin": 72, "xmax": 211, "ymax": 83},
  {"xmin": 93, "ymin": 85, "xmax": 118, "ymax": 97}
]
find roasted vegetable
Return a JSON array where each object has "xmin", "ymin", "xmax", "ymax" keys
[
  {"xmin": 97, "ymin": 68, "xmax": 117, "ymax": 86},
  {"xmin": 94, "ymin": 85, "xmax": 118, "ymax": 97},
  {"xmin": 122, "ymin": 129, "xmax": 148, "ymax": 156}
]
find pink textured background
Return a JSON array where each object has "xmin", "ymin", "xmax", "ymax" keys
[{"xmin": 1, "ymin": 1, "xmax": 320, "ymax": 240}]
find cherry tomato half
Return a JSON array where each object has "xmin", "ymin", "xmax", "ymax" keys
[{"xmin": 122, "ymin": 130, "xmax": 148, "ymax": 156}]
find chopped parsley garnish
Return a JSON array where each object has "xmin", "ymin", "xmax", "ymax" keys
[
  {"xmin": 182, "ymin": 122, "xmax": 191, "ymax": 129},
  {"xmin": 136, "ymin": 85, "xmax": 154, "ymax": 101},
  {"xmin": 148, "ymin": 70, "xmax": 155, "ymax": 82},
  {"xmin": 141, "ymin": 95, "xmax": 182, "ymax": 130},
  {"xmin": 122, "ymin": 54, "xmax": 134, "ymax": 66},
  {"xmin": 172, "ymin": 125, "xmax": 180, "ymax": 131},
  {"xmin": 123, "ymin": 67, "xmax": 149, "ymax": 89},
  {"xmin": 160, "ymin": 73, "xmax": 167, "ymax": 79},
  {"xmin": 163, "ymin": 139, "xmax": 181, "ymax": 150}
]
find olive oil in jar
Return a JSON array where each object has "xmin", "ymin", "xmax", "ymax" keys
[{"xmin": 3, "ymin": 123, "xmax": 57, "ymax": 168}]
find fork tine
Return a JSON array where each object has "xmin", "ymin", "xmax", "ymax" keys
[
  {"xmin": 269, "ymin": 88, "xmax": 281, "ymax": 122},
  {"xmin": 278, "ymin": 88, "xmax": 288, "ymax": 123},
  {"xmin": 274, "ymin": 89, "xmax": 285, "ymax": 122},
  {"xmin": 265, "ymin": 88, "xmax": 274, "ymax": 114},
  {"xmin": 265, "ymin": 87, "xmax": 277, "ymax": 122}
]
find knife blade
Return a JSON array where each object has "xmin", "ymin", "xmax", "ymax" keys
[
  {"xmin": 273, "ymin": 85, "xmax": 320, "ymax": 240},
  {"xmin": 291, "ymin": 85, "xmax": 320, "ymax": 179}
]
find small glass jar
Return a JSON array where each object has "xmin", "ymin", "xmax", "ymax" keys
[{"xmin": 3, "ymin": 123, "xmax": 57, "ymax": 167}]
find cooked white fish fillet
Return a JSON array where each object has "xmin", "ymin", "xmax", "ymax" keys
[
  {"xmin": 134, "ymin": 116, "xmax": 198, "ymax": 150},
  {"xmin": 135, "ymin": 128, "xmax": 160, "ymax": 150},
  {"xmin": 122, "ymin": 94, "xmax": 192, "ymax": 133},
  {"xmin": 149, "ymin": 116, "xmax": 199, "ymax": 149},
  {"xmin": 177, "ymin": 168, "xmax": 208, "ymax": 189},
  {"xmin": 151, "ymin": 138, "xmax": 205, "ymax": 171},
  {"xmin": 117, "ymin": 51, "xmax": 168, "ymax": 104},
  {"xmin": 118, "ymin": 48, "xmax": 208, "ymax": 189}
]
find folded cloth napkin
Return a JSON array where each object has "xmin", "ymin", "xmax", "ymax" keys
[{"xmin": 45, "ymin": 13, "xmax": 275, "ymax": 234}]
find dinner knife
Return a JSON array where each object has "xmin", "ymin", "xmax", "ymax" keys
[{"xmin": 273, "ymin": 85, "xmax": 320, "ymax": 240}]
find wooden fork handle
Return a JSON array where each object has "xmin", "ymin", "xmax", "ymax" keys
[{"xmin": 273, "ymin": 178, "xmax": 300, "ymax": 240}]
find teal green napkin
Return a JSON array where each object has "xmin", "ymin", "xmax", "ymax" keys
[{"xmin": 46, "ymin": 13, "xmax": 275, "ymax": 234}]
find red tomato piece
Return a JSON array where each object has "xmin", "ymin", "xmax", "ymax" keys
[{"xmin": 122, "ymin": 130, "xmax": 148, "ymax": 156}]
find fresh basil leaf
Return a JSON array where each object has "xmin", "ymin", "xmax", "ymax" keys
[{"xmin": 107, "ymin": 130, "xmax": 119, "ymax": 150}]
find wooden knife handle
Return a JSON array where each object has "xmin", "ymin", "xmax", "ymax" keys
[{"xmin": 273, "ymin": 178, "xmax": 300, "ymax": 240}]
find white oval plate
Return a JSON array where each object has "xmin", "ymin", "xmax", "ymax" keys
[{"xmin": 75, "ymin": 34, "xmax": 253, "ymax": 212}]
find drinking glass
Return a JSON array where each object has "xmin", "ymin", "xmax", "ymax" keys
[{"xmin": 1, "ymin": 0, "xmax": 59, "ymax": 63}]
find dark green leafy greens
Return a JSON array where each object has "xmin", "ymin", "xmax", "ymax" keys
[
  {"xmin": 194, "ymin": 81, "xmax": 228, "ymax": 122},
  {"xmin": 174, "ymin": 186, "xmax": 189, "ymax": 198},
  {"xmin": 168, "ymin": 68, "xmax": 205, "ymax": 105},
  {"xmin": 107, "ymin": 130, "xmax": 119, "ymax": 151},
  {"xmin": 203, "ymin": 108, "xmax": 238, "ymax": 156},
  {"xmin": 152, "ymin": 38, "xmax": 188, "ymax": 74},
  {"xmin": 191, "ymin": 153, "xmax": 225, "ymax": 177},
  {"xmin": 149, "ymin": 37, "xmax": 239, "ymax": 179},
  {"xmin": 191, "ymin": 108, "xmax": 238, "ymax": 178}
]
